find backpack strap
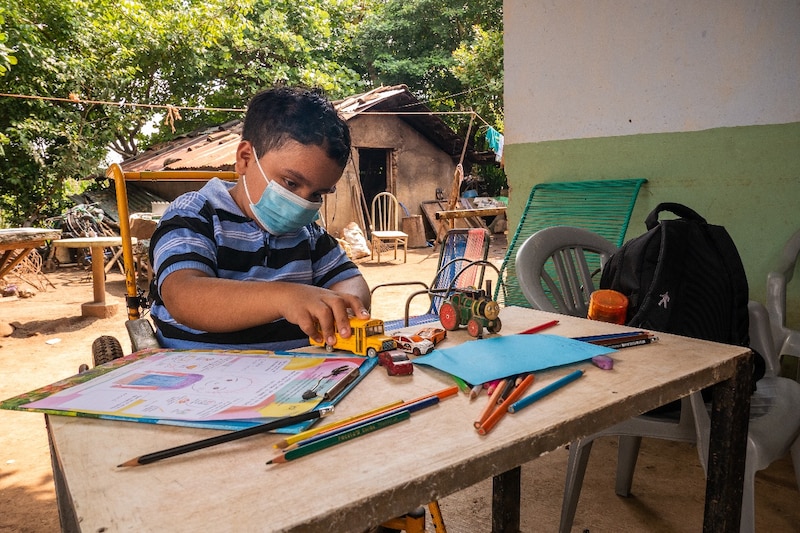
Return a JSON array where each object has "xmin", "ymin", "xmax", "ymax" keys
[{"xmin": 645, "ymin": 202, "xmax": 707, "ymax": 230}]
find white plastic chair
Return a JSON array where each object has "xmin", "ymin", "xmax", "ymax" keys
[
  {"xmin": 370, "ymin": 191, "xmax": 408, "ymax": 263},
  {"xmin": 515, "ymin": 225, "xmax": 616, "ymax": 317},
  {"xmin": 514, "ymin": 226, "xmax": 800, "ymax": 533},
  {"xmin": 766, "ymin": 229, "xmax": 800, "ymax": 380}
]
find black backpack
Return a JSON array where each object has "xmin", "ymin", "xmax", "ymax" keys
[{"xmin": 599, "ymin": 202, "xmax": 764, "ymax": 390}]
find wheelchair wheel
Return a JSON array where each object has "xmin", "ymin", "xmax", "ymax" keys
[{"xmin": 92, "ymin": 335, "xmax": 125, "ymax": 367}]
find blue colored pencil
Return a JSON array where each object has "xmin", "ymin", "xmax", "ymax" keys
[
  {"xmin": 508, "ymin": 370, "xmax": 585, "ymax": 413},
  {"xmin": 572, "ymin": 331, "xmax": 647, "ymax": 343}
]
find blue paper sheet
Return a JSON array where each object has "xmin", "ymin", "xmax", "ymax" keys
[{"xmin": 412, "ymin": 334, "xmax": 614, "ymax": 385}]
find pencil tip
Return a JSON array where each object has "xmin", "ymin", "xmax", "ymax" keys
[
  {"xmin": 117, "ymin": 458, "xmax": 141, "ymax": 468},
  {"xmin": 265, "ymin": 459, "xmax": 274, "ymax": 465}
]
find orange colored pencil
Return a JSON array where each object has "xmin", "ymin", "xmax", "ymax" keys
[
  {"xmin": 474, "ymin": 378, "xmax": 507, "ymax": 428},
  {"xmin": 477, "ymin": 374, "xmax": 535, "ymax": 435}
]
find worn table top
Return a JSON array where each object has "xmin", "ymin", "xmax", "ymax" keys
[
  {"xmin": 52, "ymin": 236, "xmax": 134, "ymax": 248},
  {"xmin": 0, "ymin": 228, "xmax": 61, "ymax": 250},
  {"xmin": 45, "ymin": 306, "xmax": 749, "ymax": 532}
]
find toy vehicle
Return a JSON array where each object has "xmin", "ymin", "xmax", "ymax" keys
[
  {"xmin": 309, "ymin": 317, "xmax": 396, "ymax": 357},
  {"xmin": 438, "ymin": 283, "xmax": 502, "ymax": 338},
  {"xmin": 415, "ymin": 326, "xmax": 447, "ymax": 346},
  {"xmin": 391, "ymin": 333, "xmax": 435, "ymax": 356},
  {"xmin": 378, "ymin": 349, "xmax": 414, "ymax": 376}
]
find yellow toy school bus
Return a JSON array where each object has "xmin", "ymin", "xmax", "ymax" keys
[{"xmin": 309, "ymin": 317, "xmax": 396, "ymax": 357}]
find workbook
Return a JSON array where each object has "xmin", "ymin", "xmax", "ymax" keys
[{"xmin": 1, "ymin": 349, "xmax": 376, "ymax": 433}]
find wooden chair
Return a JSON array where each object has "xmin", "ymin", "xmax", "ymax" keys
[
  {"xmin": 371, "ymin": 192, "xmax": 408, "ymax": 263},
  {"xmin": 494, "ymin": 178, "xmax": 646, "ymax": 307}
]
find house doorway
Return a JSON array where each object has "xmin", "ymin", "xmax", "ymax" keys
[{"xmin": 358, "ymin": 148, "xmax": 389, "ymax": 217}]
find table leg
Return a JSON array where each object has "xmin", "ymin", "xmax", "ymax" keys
[
  {"xmin": 703, "ymin": 351, "xmax": 753, "ymax": 532},
  {"xmin": 46, "ymin": 416, "xmax": 80, "ymax": 533},
  {"xmin": 492, "ymin": 466, "xmax": 521, "ymax": 533},
  {"xmin": 81, "ymin": 245, "xmax": 117, "ymax": 318},
  {"xmin": 0, "ymin": 247, "xmax": 34, "ymax": 279}
]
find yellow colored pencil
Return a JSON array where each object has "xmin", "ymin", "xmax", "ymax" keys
[{"xmin": 273, "ymin": 400, "xmax": 403, "ymax": 449}]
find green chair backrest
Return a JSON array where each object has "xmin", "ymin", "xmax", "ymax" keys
[{"xmin": 495, "ymin": 179, "xmax": 647, "ymax": 308}]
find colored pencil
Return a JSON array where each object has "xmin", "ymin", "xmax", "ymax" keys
[
  {"xmin": 571, "ymin": 331, "xmax": 648, "ymax": 343},
  {"xmin": 274, "ymin": 400, "xmax": 403, "ymax": 449},
  {"xmin": 508, "ymin": 370, "xmax": 585, "ymax": 413},
  {"xmin": 469, "ymin": 384, "xmax": 483, "ymax": 400},
  {"xmin": 118, "ymin": 406, "xmax": 335, "ymax": 467},
  {"xmin": 267, "ymin": 410, "xmax": 410, "ymax": 464},
  {"xmin": 485, "ymin": 379, "xmax": 501, "ymax": 396},
  {"xmin": 275, "ymin": 385, "xmax": 458, "ymax": 449},
  {"xmin": 603, "ymin": 336, "xmax": 659, "ymax": 350},
  {"xmin": 477, "ymin": 374, "xmax": 535, "ymax": 435},
  {"xmin": 497, "ymin": 378, "xmax": 517, "ymax": 403},
  {"xmin": 519, "ymin": 319, "xmax": 560, "ymax": 334},
  {"xmin": 451, "ymin": 374, "xmax": 470, "ymax": 393},
  {"xmin": 285, "ymin": 396, "xmax": 440, "ymax": 450},
  {"xmin": 474, "ymin": 378, "xmax": 507, "ymax": 428}
]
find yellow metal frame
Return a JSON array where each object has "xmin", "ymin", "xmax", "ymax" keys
[{"xmin": 105, "ymin": 163, "xmax": 238, "ymax": 320}]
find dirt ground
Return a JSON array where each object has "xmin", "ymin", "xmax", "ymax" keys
[{"xmin": 1, "ymin": 237, "xmax": 798, "ymax": 532}]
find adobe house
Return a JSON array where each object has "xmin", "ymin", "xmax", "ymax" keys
[{"xmin": 118, "ymin": 85, "xmax": 495, "ymax": 240}]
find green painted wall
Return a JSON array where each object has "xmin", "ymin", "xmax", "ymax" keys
[{"xmin": 504, "ymin": 121, "xmax": 800, "ymax": 326}]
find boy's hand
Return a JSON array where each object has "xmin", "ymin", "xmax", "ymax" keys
[{"xmin": 280, "ymin": 285, "xmax": 370, "ymax": 346}]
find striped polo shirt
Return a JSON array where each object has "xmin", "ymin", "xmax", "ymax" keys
[{"xmin": 148, "ymin": 178, "xmax": 361, "ymax": 350}]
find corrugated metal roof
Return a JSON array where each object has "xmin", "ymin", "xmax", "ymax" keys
[
  {"xmin": 120, "ymin": 86, "xmax": 495, "ymax": 173},
  {"xmin": 70, "ymin": 184, "xmax": 168, "ymax": 225}
]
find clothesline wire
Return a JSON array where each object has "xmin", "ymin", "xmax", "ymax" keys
[{"xmin": 0, "ymin": 91, "xmax": 500, "ymax": 133}]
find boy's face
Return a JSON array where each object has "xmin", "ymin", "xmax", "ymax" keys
[{"xmin": 235, "ymin": 139, "xmax": 342, "ymax": 205}]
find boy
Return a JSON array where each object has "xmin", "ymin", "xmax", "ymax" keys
[{"xmin": 148, "ymin": 86, "xmax": 371, "ymax": 350}]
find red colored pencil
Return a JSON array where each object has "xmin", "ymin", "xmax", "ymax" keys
[{"xmin": 519, "ymin": 319, "xmax": 559, "ymax": 335}]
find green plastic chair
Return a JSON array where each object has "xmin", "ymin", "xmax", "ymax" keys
[{"xmin": 495, "ymin": 179, "xmax": 647, "ymax": 307}]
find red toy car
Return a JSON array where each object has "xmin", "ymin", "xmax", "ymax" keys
[{"xmin": 378, "ymin": 349, "xmax": 414, "ymax": 376}]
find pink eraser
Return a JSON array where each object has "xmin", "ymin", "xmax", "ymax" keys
[{"xmin": 591, "ymin": 355, "xmax": 614, "ymax": 370}]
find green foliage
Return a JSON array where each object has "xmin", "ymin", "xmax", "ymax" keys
[
  {"xmin": 0, "ymin": 0, "xmax": 366, "ymax": 226},
  {"xmin": 353, "ymin": 0, "xmax": 505, "ymax": 194},
  {"xmin": 0, "ymin": 0, "xmax": 505, "ymax": 224}
]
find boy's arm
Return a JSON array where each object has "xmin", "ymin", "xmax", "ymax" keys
[
  {"xmin": 160, "ymin": 269, "xmax": 370, "ymax": 346},
  {"xmin": 328, "ymin": 274, "xmax": 371, "ymax": 310}
]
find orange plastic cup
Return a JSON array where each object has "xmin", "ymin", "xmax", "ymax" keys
[{"xmin": 587, "ymin": 289, "xmax": 629, "ymax": 325}]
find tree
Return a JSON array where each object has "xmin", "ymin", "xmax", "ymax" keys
[
  {"xmin": 0, "ymin": 0, "xmax": 366, "ymax": 226},
  {"xmin": 353, "ymin": 0, "xmax": 502, "ymax": 127},
  {"xmin": 353, "ymin": 0, "xmax": 505, "ymax": 193}
]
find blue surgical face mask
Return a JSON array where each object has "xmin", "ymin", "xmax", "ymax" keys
[{"xmin": 242, "ymin": 151, "xmax": 322, "ymax": 235}]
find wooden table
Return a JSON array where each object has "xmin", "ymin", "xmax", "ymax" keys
[
  {"xmin": 0, "ymin": 228, "xmax": 61, "ymax": 280},
  {"xmin": 52, "ymin": 236, "xmax": 136, "ymax": 318},
  {"xmin": 44, "ymin": 307, "xmax": 752, "ymax": 532}
]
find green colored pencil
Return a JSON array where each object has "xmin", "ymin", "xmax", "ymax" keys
[{"xmin": 267, "ymin": 410, "xmax": 410, "ymax": 464}]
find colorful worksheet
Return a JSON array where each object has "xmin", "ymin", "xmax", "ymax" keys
[{"xmin": 1, "ymin": 349, "xmax": 375, "ymax": 431}]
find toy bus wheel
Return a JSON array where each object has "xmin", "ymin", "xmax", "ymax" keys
[
  {"xmin": 324, "ymin": 344, "xmax": 334, "ymax": 352},
  {"xmin": 439, "ymin": 302, "xmax": 459, "ymax": 330},
  {"xmin": 367, "ymin": 347, "xmax": 378, "ymax": 357},
  {"xmin": 488, "ymin": 318, "xmax": 502, "ymax": 334},
  {"xmin": 92, "ymin": 335, "xmax": 125, "ymax": 367},
  {"xmin": 467, "ymin": 319, "xmax": 482, "ymax": 337}
]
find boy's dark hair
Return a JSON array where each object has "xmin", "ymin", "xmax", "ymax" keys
[{"xmin": 242, "ymin": 86, "xmax": 351, "ymax": 168}]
